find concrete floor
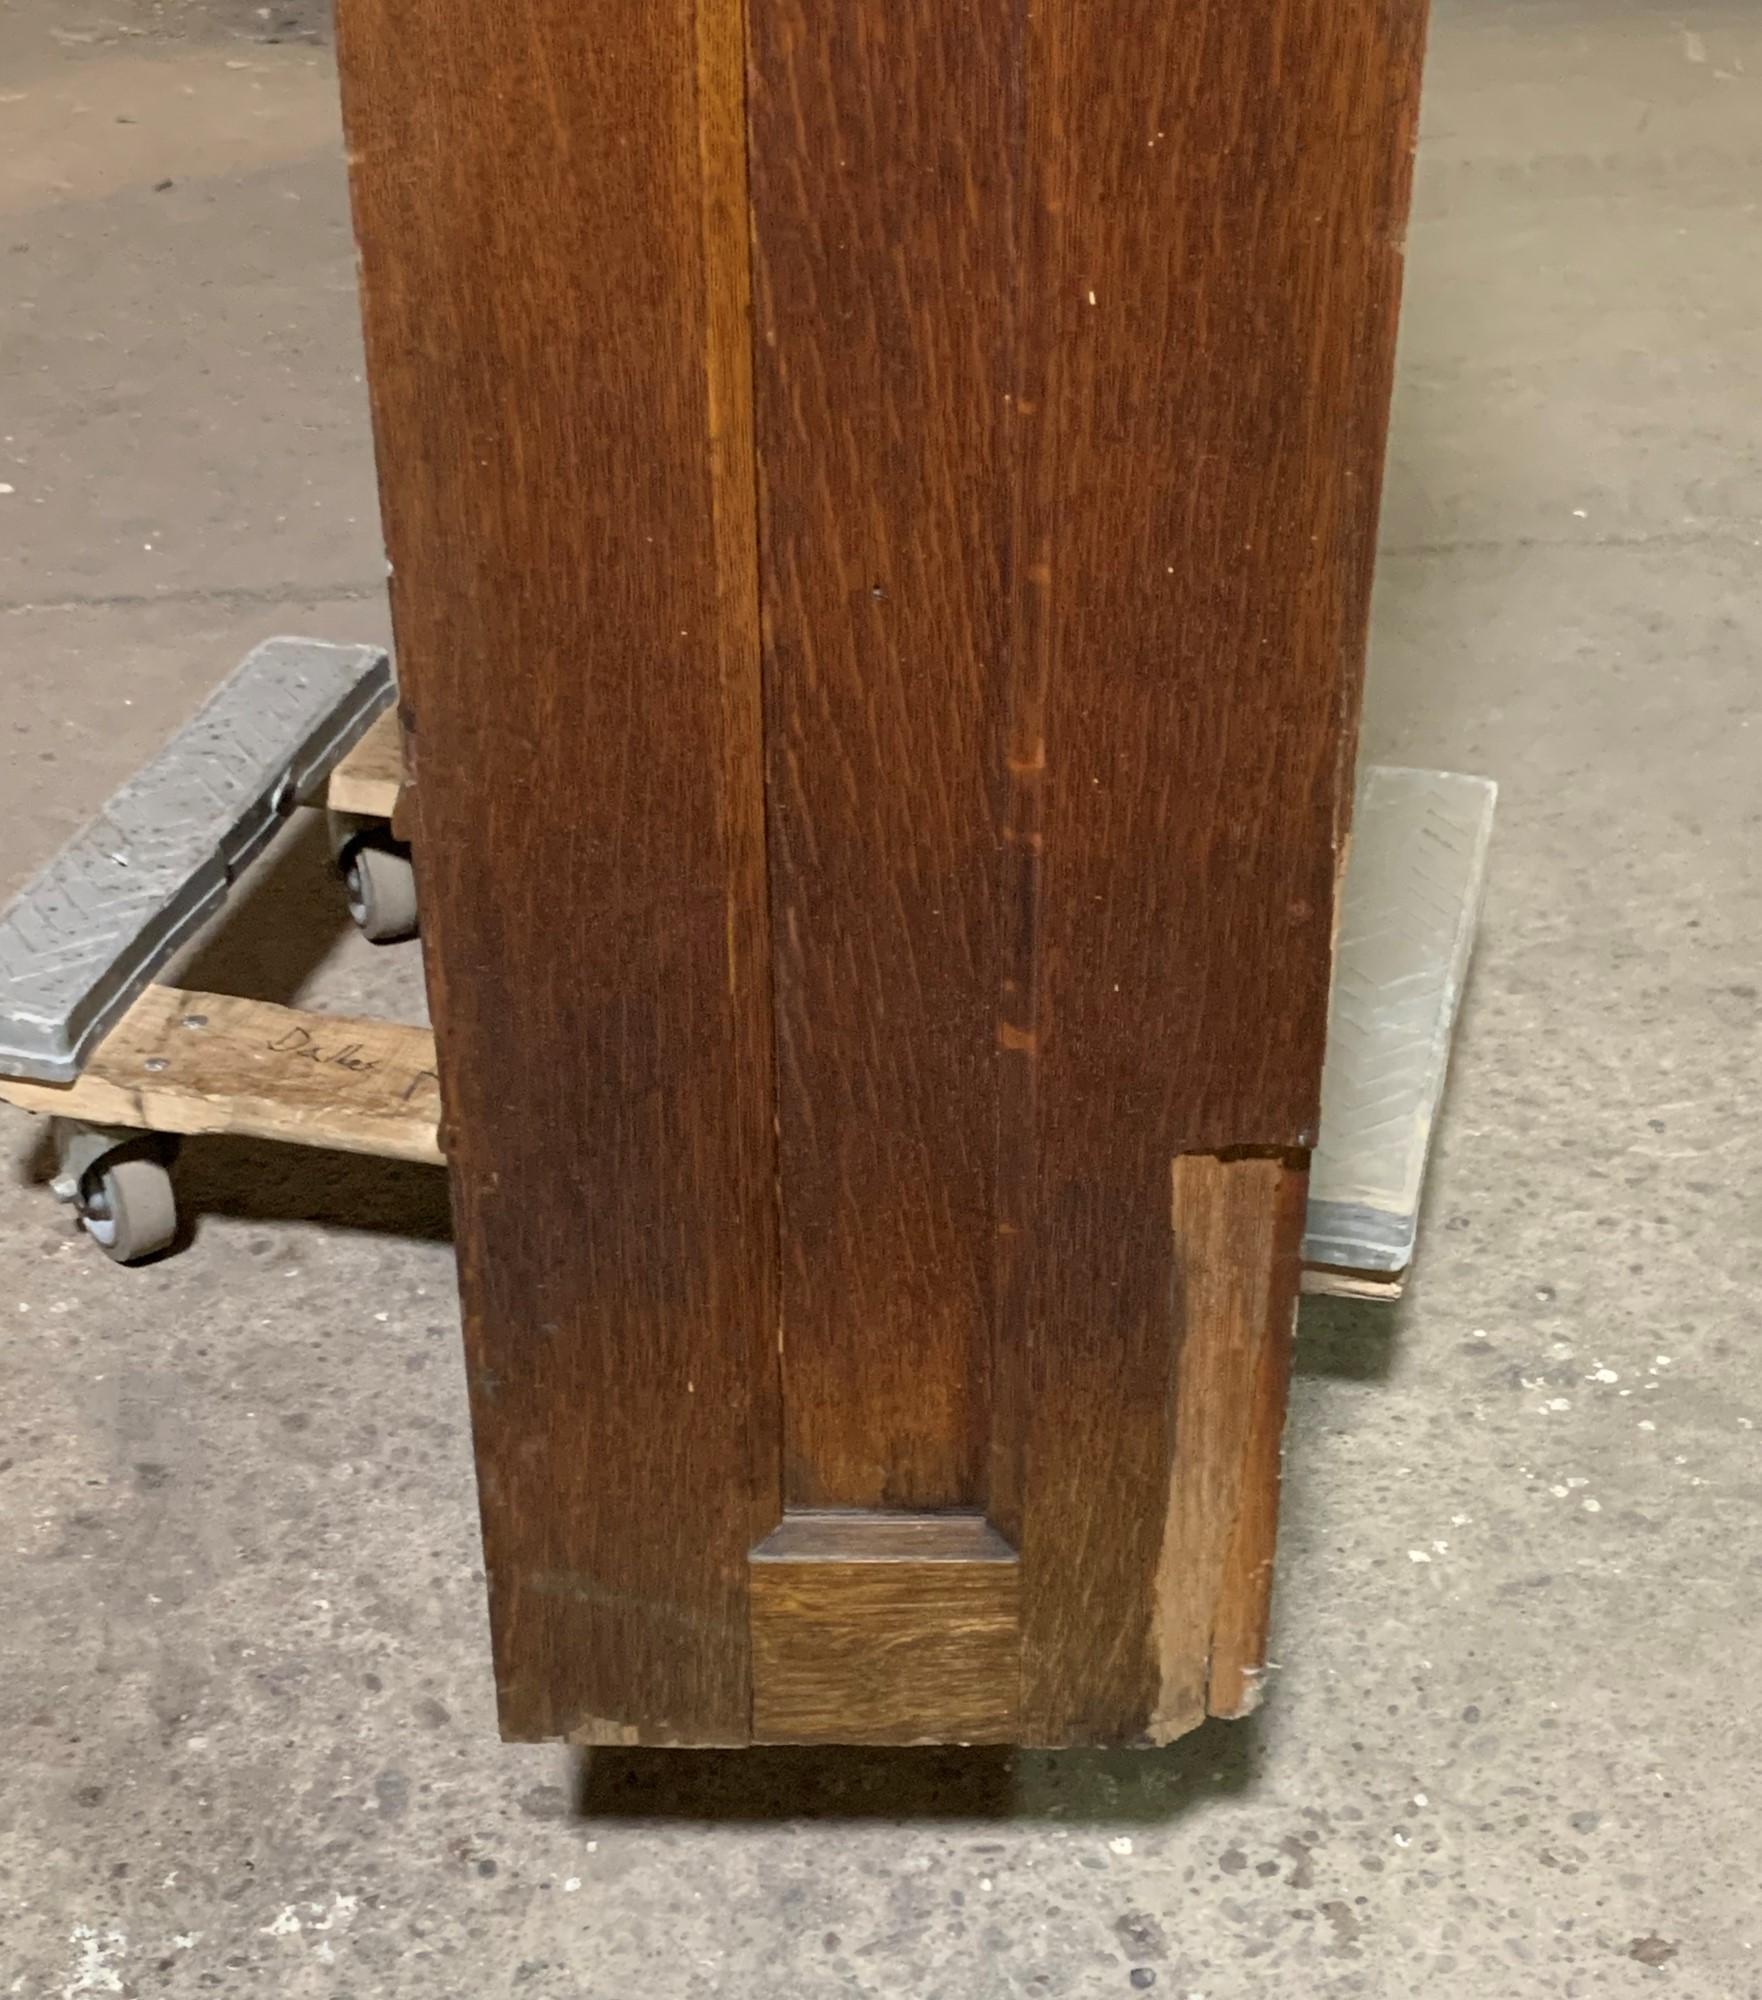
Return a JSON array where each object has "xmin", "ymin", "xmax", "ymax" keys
[{"xmin": 2, "ymin": 0, "xmax": 1759, "ymax": 1992}]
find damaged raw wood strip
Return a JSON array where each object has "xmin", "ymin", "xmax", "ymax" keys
[
  {"xmin": 0, "ymin": 985, "xmax": 442, "ymax": 1164},
  {"xmin": 1153, "ymin": 1154, "xmax": 1309, "ymax": 1740},
  {"xmin": 750, "ymin": 1513, "xmax": 1020, "ymax": 1745}
]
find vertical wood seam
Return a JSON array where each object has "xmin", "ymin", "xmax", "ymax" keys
[
  {"xmin": 989, "ymin": 0, "xmax": 1041, "ymax": 1549},
  {"xmin": 693, "ymin": 0, "xmax": 784, "ymax": 1749},
  {"xmin": 736, "ymin": 0, "xmax": 791, "ymax": 1564},
  {"xmin": 698, "ymin": 0, "xmax": 787, "ymax": 1586}
]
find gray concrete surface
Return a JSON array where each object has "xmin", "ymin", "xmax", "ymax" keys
[{"xmin": 2, "ymin": 0, "xmax": 1759, "ymax": 1993}]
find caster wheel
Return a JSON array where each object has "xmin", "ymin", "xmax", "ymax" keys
[
  {"xmin": 77, "ymin": 1155, "xmax": 178, "ymax": 1265},
  {"xmin": 343, "ymin": 839, "xmax": 419, "ymax": 943}
]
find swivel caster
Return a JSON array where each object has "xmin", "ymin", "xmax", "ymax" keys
[
  {"xmin": 50, "ymin": 1123, "xmax": 180, "ymax": 1265},
  {"xmin": 329, "ymin": 812, "xmax": 420, "ymax": 944}
]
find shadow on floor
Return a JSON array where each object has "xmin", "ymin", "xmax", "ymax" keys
[
  {"xmin": 1294, "ymin": 1292, "xmax": 1404, "ymax": 1383},
  {"xmin": 174, "ymin": 809, "xmax": 356, "ymax": 1005},
  {"xmin": 171, "ymin": 1132, "xmax": 451, "ymax": 1245},
  {"xmin": 13, "ymin": 1118, "xmax": 448, "ymax": 1244},
  {"xmin": 575, "ymin": 1710, "xmax": 1263, "ymax": 1826}
]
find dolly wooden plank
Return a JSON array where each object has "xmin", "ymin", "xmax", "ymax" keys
[
  {"xmin": 1010, "ymin": 0, "xmax": 1429, "ymax": 1746},
  {"xmin": 336, "ymin": 0, "xmax": 777, "ymax": 1743},
  {"xmin": 0, "ymin": 986, "xmax": 1412, "ymax": 1297},
  {"xmin": 325, "ymin": 707, "xmax": 404, "ymax": 823},
  {"xmin": 746, "ymin": 0, "xmax": 1011, "ymax": 1511},
  {"xmin": 751, "ymin": 1514, "xmax": 1020, "ymax": 1745},
  {"xmin": 0, "ymin": 985, "xmax": 442, "ymax": 1164},
  {"xmin": 0, "ymin": 982, "xmax": 1418, "ymax": 1359}
]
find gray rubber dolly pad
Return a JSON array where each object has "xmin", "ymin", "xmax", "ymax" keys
[
  {"xmin": 0, "ymin": 637, "xmax": 392, "ymax": 1083},
  {"xmin": 1305, "ymin": 765, "xmax": 1498, "ymax": 1277}
]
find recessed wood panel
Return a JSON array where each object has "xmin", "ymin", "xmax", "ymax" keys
[{"xmin": 746, "ymin": 0, "xmax": 1012, "ymax": 1513}]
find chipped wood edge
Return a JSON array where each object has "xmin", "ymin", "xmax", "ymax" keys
[{"xmin": 1301, "ymin": 1264, "xmax": 1404, "ymax": 1302}]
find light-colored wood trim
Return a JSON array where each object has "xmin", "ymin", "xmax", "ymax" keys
[
  {"xmin": 1301, "ymin": 1265, "xmax": 1404, "ymax": 1302},
  {"xmin": 0, "ymin": 986, "xmax": 442, "ymax": 1165},
  {"xmin": 325, "ymin": 707, "xmax": 405, "ymax": 822}
]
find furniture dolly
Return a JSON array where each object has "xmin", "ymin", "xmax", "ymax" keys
[{"xmin": 0, "ymin": 637, "xmax": 1490, "ymax": 1296}]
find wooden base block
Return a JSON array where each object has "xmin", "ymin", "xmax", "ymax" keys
[{"xmin": 750, "ymin": 1514, "xmax": 1020, "ymax": 1745}]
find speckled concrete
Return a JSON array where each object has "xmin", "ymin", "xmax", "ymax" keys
[{"xmin": 3, "ymin": 1, "xmax": 1760, "ymax": 1994}]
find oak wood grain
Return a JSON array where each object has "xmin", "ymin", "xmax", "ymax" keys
[
  {"xmin": 338, "ymin": 0, "xmax": 1427, "ymax": 1747},
  {"xmin": 751, "ymin": 1512, "xmax": 1020, "ymax": 1743},
  {"xmin": 336, "ymin": 0, "xmax": 776, "ymax": 1744}
]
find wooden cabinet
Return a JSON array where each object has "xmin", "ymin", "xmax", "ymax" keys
[{"xmin": 335, "ymin": 0, "xmax": 1428, "ymax": 1747}]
